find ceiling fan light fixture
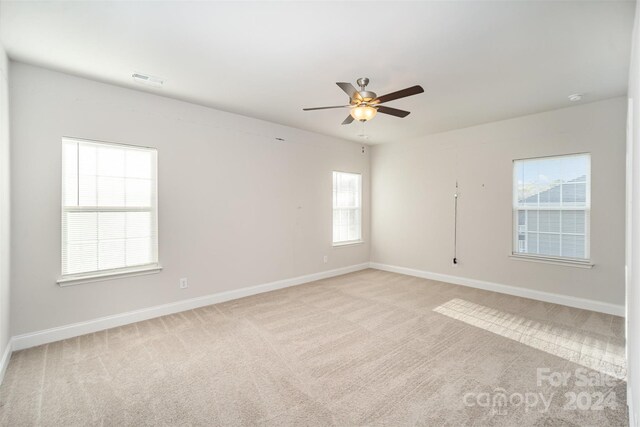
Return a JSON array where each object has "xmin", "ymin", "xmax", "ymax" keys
[
  {"xmin": 303, "ymin": 78, "xmax": 423, "ymax": 125},
  {"xmin": 350, "ymin": 105, "xmax": 377, "ymax": 122}
]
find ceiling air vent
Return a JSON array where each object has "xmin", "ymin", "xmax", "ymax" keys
[{"xmin": 132, "ymin": 73, "xmax": 164, "ymax": 88}]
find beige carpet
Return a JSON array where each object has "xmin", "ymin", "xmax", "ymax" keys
[{"xmin": 0, "ymin": 269, "xmax": 628, "ymax": 426}]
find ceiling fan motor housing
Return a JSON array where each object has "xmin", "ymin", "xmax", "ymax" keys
[
  {"xmin": 356, "ymin": 91, "xmax": 377, "ymax": 103},
  {"xmin": 354, "ymin": 77, "xmax": 377, "ymax": 103}
]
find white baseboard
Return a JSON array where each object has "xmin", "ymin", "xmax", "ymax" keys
[
  {"xmin": 11, "ymin": 263, "xmax": 370, "ymax": 351},
  {"xmin": 0, "ymin": 339, "xmax": 12, "ymax": 385},
  {"xmin": 630, "ymin": 388, "xmax": 636, "ymax": 427},
  {"xmin": 369, "ymin": 262, "xmax": 625, "ymax": 316},
  {"xmin": 9, "ymin": 261, "xmax": 624, "ymax": 352}
]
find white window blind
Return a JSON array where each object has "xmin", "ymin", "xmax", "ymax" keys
[
  {"xmin": 61, "ymin": 138, "xmax": 158, "ymax": 278},
  {"xmin": 513, "ymin": 153, "xmax": 590, "ymax": 261},
  {"xmin": 333, "ymin": 171, "xmax": 362, "ymax": 245}
]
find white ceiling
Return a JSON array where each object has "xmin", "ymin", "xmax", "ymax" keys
[{"xmin": 0, "ymin": 1, "xmax": 635, "ymax": 144}]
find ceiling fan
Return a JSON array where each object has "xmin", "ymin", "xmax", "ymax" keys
[{"xmin": 303, "ymin": 77, "xmax": 424, "ymax": 125}]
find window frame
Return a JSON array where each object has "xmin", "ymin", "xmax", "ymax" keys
[
  {"xmin": 511, "ymin": 152, "xmax": 592, "ymax": 267},
  {"xmin": 58, "ymin": 137, "xmax": 161, "ymax": 285},
  {"xmin": 332, "ymin": 170, "xmax": 363, "ymax": 247}
]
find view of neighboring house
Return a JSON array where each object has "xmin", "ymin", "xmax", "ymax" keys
[{"xmin": 516, "ymin": 173, "xmax": 589, "ymax": 259}]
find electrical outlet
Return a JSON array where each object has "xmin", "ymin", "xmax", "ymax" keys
[
  {"xmin": 179, "ymin": 278, "xmax": 188, "ymax": 289},
  {"xmin": 323, "ymin": 255, "xmax": 328, "ymax": 263}
]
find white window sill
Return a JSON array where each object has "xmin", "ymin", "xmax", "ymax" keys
[
  {"xmin": 332, "ymin": 240, "xmax": 364, "ymax": 248},
  {"xmin": 509, "ymin": 254, "xmax": 593, "ymax": 269},
  {"xmin": 57, "ymin": 264, "xmax": 163, "ymax": 287}
]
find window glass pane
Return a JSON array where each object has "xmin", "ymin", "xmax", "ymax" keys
[
  {"xmin": 526, "ymin": 233, "xmax": 538, "ymax": 254},
  {"xmin": 78, "ymin": 175, "xmax": 97, "ymax": 206},
  {"xmin": 562, "ymin": 183, "xmax": 576, "ymax": 203},
  {"xmin": 340, "ymin": 209, "xmax": 349, "ymax": 241},
  {"xmin": 335, "ymin": 173, "xmax": 358, "ymax": 208},
  {"xmin": 126, "ymin": 238, "xmax": 152, "ymax": 266},
  {"xmin": 561, "ymin": 210, "xmax": 586, "ymax": 234},
  {"xmin": 576, "ymin": 235, "xmax": 586, "ymax": 258},
  {"xmin": 560, "ymin": 155, "xmax": 588, "ymax": 183},
  {"xmin": 348, "ymin": 209, "xmax": 358, "ymax": 241},
  {"xmin": 97, "ymin": 145, "xmax": 125, "ymax": 177},
  {"xmin": 66, "ymin": 212, "xmax": 97, "ymax": 242},
  {"xmin": 64, "ymin": 175, "xmax": 78, "ymax": 207},
  {"xmin": 63, "ymin": 142, "xmax": 78, "ymax": 206},
  {"xmin": 332, "ymin": 172, "xmax": 361, "ymax": 244},
  {"xmin": 78, "ymin": 144, "xmax": 97, "ymax": 176},
  {"xmin": 538, "ymin": 234, "xmax": 561, "ymax": 257},
  {"xmin": 127, "ymin": 212, "xmax": 151, "ymax": 238},
  {"xmin": 125, "ymin": 178, "xmax": 152, "ymax": 207},
  {"xmin": 98, "ymin": 212, "xmax": 125, "ymax": 240},
  {"xmin": 575, "ymin": 183, "xmax": 586, "ymax": 203},
  {"xmin": 538, "ymin": 185, "xmax": 560, "ymax": 205},
  {"xmin": 527, "ymin": 211, "xmax": 538, "ymax": 232},
  {"xmin": 562, "ymin": 210, "xmax": 575, "ymax": 234},
  {"xmin": 62, "ymin": 138, "xmax": 158, "ymax": 277},
  {"xmin": 97, "ymin": 176, "xmax": 125, "ymax": 206},
  {"xmin": 126, "ymin": 149, "xmax": 152, "ymax": 179},
  {"xmin": 66, "ymin": 242, "xmax": 98, "ymax": 275},
  {"xmin": 98, "ymin": 240, "xmax": 126, "ymax": 270},
  {"xmin": 562, "ymin": 235, "xmax": 585, "ymax": 259},
  {"xmin": 576, "ymin": 211, "xmax": 585, "ymax": 234},
  {"xmin": 539, "ymin": 211, "xmax": 560, "ymax": 233},
  {"xmin": 513, "ymin": 153, "xmax": 589, "ymax": 260}
]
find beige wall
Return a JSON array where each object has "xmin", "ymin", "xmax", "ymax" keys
[
  {"xmin": 7, "ymin": 61, "xmax": 628, "ymax": 341},
  {"xmin": 9, "ymin": 62, "xmax": 370, "ymax": 336},
  {"xmin": 371, "ymin": 97, "xmax": 627, "ymax": 306},
  {"xmin": 0, "ymin": 45, "xmax": 10, "ymax": 358},
  {"xmin": 626, "ymin": 1, "xmax": 639, "ymax": 424}
]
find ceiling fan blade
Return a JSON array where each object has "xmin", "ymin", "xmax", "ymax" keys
[
  {"xmin": 303, "ymin": 105, "xmax": 350, "ymax": 111},
  {"xmin": 342, "ymin": 115, "xmax": 355, "ymax": 125},
  {"xmin": 336, "ymin": 82, "xmax": 363, "ymax": 101},
  {"xmin": 374, "ymin": 85, "xmax": 424, "ymax": 104},
  {"xmin": 377, "ymin": 106, "xmax": 411, "ymax": 118}
]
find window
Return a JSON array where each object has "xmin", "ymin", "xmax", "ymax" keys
[
  {"xmin": 61, "ymin": 137, "xmax": 159, "ymax": 281},
  {"xmin": 333, "ymin": 171, "xmax": 362, "ymax": 245},
  {"xmin": 513, "ymin": 153, "xmax": 590, "ymax": 261}
]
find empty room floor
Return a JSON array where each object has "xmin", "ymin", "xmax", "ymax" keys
[{"xmin": 0, "ymin": 269, "xmax": 627, "ymax": 426}]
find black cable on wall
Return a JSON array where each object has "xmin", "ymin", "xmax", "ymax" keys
[{"xmin": 453, "ymin": 181, "xmax": 459, "ymax": 265}]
